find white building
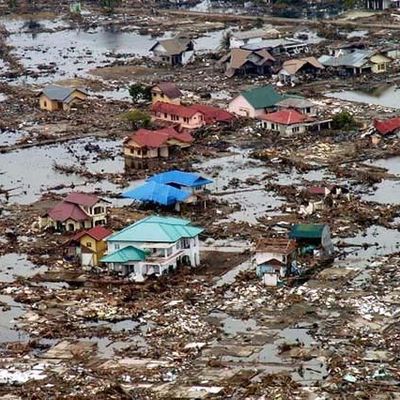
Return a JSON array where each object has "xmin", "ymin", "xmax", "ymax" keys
[{"xmin": 101, "ymin": 216, "xmax": 203, "ymax": 281}]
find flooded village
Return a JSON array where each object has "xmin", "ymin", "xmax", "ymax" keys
[{"xmin": 1, "ymin": 0, "xmax": 400, "ymax": 398}]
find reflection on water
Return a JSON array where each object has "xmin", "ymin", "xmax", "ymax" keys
[{"xmin": 327, "ymin": 85, "xmax": 400, "ymax": 109}]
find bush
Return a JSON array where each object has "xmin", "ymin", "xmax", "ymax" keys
[
  {"xmin": 122, "ymin": 109, "xmax": 151, "ymax": 130},
  {"xmin": 332, "ymin": 111, "xmax": 357, "ymax": 130},
  {"xmin": 128, "ymin": 84, "xmax": 152, "ymax": 104}
]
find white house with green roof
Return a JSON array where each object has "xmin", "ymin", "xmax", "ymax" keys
[
  {"xmin": 101, "ymin": 216, "xmax": 203, "ymax": 281},
  {"xmin": 228, "ymin": 85, "xmax": 284, "ymax": 118}
]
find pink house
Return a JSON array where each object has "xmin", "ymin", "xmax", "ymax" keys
[
  {"xmin": 151, "ymin": 102, "xmax": 205, "ymax": 129},
  {"xmin": 228, "ymin": 85, "xmax": 284, "ymax": 119}
]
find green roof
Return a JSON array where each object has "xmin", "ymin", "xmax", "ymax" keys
[
  {"xmin": 241, "ymin": 85, "xmax": 284, "ymax": 109},
  {"xmin": 289, "ymin": 224, "xmax": 327, "ymax": 239},
  {"xmin": 101, "ymin": 246, "xmax": 148, "ymax": 263},
  {"xmin": 107, "ymin": 216, "xmax": 203, "ymax": 243}
]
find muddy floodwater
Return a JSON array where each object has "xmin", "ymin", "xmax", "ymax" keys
[{"xmin": 327, "ymin": 84, "xmax": 400, "ymax": 109}]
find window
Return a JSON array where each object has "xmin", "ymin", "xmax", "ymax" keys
[
  {"xmin": 93, "ymin": 206, "xmax": 104, "ymax": 215},
  {"xmin": 292, "ymin": 126, "xmax": 300, "ymax": 133},
  {"xmin": 164, "ymin": 113, "xmax": 168, "ymax": 118},
  {"xmin": 115, "ymin": 244, "xmax": 120, "ymax": 250},
  {"xmin": 44, "ymin": 101, "xmax": 47, "ymax": 107},
  {"xmin": 142, "ymin": 149, "xmax": 148, "ymax": 156},
  {"xmin": 181, "ymin": 238, "xmax": 191, "ymax": 249},
  {"xmin": 86, "ymin": 242, "xmax": 92, "ymax": 248}
]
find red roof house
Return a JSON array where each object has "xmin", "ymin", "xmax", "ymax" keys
[
  {"xmin": 41, "ymin": 192, "xmax": 109, "ymax": 232},
  {"xmin": 374, "ymin": 117, "xmax": 400, "ymax": 136},
  {"xmin": 124, "ymin": 127, "xmax": 193, "ymax": 159},
  {"xmin": 259, "ymin": 109, "xmax": 311, "ymax": 136},
  {"xmin": 72, "ymin": 226, "xmax": 113, "ymax": 242},
  {"xmin": 151, "ymin": 101, "xmax": 234, "ymax": 129}
]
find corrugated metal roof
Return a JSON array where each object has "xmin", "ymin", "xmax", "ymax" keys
[
  {"xmin": 319, "ymin": 50, "xmax": 374, "ymax": 68},
  {"xmin": 241, "ymin": 85, "xmax": 284, "ymax": 110},
  {"xmin": 106, "ymin": 216, "xmax": 203, "ymax": 243},
  {"xmin": 41, "ymin": 85, "xmax": 86, "ymax": 102},
  {"xmin": 148, "ymin": 170, "xmax": 213, "ymax": 188},
  {"xmin": 289, "ymin": 224, "xmax": 327, "ymax": 239},
  {"xmin": 101, "ymin": 246, "xmax": 148, "ymax": 263}
]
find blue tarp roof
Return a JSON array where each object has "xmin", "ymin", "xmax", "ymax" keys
[
  {"xmin": 122, "ymin": 181, "xmax": 190, "ymax": 206},
  {"xmin": 148, "ymin": 170, "xmax": 213, "ymax": 188}
]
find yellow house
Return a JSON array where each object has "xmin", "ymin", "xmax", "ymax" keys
[
  {"xmin": 71, "ymin": 226, "xmax": 112, "ymax": 267},
  {"xmin": 151, "ymin": 82, "xmax": 182, "ymax": 105},
  {"xmin": 370, "ymin": 53, "xmax": 391, "ymax": 74},
  {"xmin": 39, "ymin": 84, "xmax": 88, "ymax": 111}
]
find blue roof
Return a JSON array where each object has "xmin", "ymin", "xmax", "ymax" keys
[
  {"xmin": 101, "ymin": 246, "xmax": 148, "ymax": 263},
  {"xmin": 148, "ymin": 170, "xmax": 213, "ymax": 188},
  {"xmin": 122, "ymin": 181, "xmax": 190, "ymax": 206},
  {"xmin": 107, "ymin": 215, "xmax": 203, "ymax": 243}
]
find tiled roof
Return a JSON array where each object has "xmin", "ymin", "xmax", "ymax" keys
[
  {"xmin": 73, "ymin": 226, "xmax": 113, "ymax": 242},
  {"xmin": 152, "ymin": 102, "xmax": 200, "ymax": 118},
  {"xmin": 127, "ymin": 127, "xmax": 193, "ymax": 149},
  {"xmin": 189, "ymin": 104, "xmax": 235, "ymax": 124},
  {"xmin": 48, "ymin": 202, "xmax": 88, "ymax": 223},
  {"xmin": 261, "ymin": 109, "xmax": 307, "ymax": 125},
  {"xmin": 152, "ymin": 82, "xmax": 182, "ymax": 99},
  {"xmin": 65, "ymin": 192, "xmax": 99, "ymax": 207}
]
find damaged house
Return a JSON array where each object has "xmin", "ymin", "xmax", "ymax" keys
[
  {"xmin": 277, "ymin": 56, "xmax": 324, "ymax": 85},
  {"xmin": 151, "ymin": 82, "xmax": 182, "ymax": 105},
  {"xmin": 319, "ymin": 50, "xmax": 391, "ymax": 76},
  {"xmin": 123, "ymin": 127, "xmax": 193, "ymax": 163},
  {"xmin": 101, "ymin": 216, "xmax": 203, "ymax": 281},
  {"xmin": 39, "ymin": 85, "xmax": 88, "ymax": 111},
  {"xmin": 39, "ymin": 192, "xmax": 109, "ymax": 232},
  {"xmin": 150, "ymin": 37, "xmax": 194, "ymax": 66},
  {"xmin": 66, "ymin": 226, "xmax": 112, "ymax": 267},
  {"xmin": 122, "ymin": 170, "xmax": 213, "ymax": 210},
  {"xmin": 289, "ymin": 223, "xmax": 334, "ymax": 259},
  {"xmin": 151, "ymin": 102, "xmax": 234, "ymax": 129},
  {"xmin": 254, "ymin": 238, "xmax": 297, "ymax": 286},
  {"xmin": 219, "ymin": 48, "xmax": 276, "ymax": 78},
  {"xmin": 228, "ymin": 85, "xmax": 284, "ymax": 118},
  {"xmin": 229, "ymin": 27, "xmax": 281, "ymax": 48}
]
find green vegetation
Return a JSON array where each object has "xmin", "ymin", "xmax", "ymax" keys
[
  {"xmin": 332, "ymin": 111, "xmax": 357, "ymax": 130},
  {"xmin": 122, "ymin": 109, "xmax": 151, "ymax": 130},
  {"xmin": 128, "ymin": 84, "xmax": 152, "ymax": 104}
]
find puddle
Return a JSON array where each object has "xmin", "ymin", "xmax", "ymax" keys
[
  {"xmin": 336, "ymin": 226, "xmax": 400, "ymax": 268},
  {"xmin": 0, "ymin": 137, "xmax": 122, "ymax": 204},
  {"xmin": 86, "ymin": 319, "xmax": 139, "ymax": 333},
  {"xmin": 0, "ymin": 253, "xmax": 47, "ymax": 282},
  {"xmin": 0, "ymin": 294, "xmax": 28, "ymax": 343},
  {"xmin": 196, "ymin": 150, "xmax": 284, "ymax": 223},
  {"xmin": 326, "ymin": 84, "xmax": 400, "ymax": 109}
]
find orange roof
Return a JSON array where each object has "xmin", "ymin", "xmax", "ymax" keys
[
  {"xmin": 152, "ymin": 102, "xmax": 200, "ymax": 118},
  {"xmin": 126, "ymin": 127, "xmax": 193, "ymax": 149},
  {"xmin": 261, "ymin": 109, "xmax": 308, "ymax": 125}
]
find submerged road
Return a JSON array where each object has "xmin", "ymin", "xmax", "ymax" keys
[{"xmin": 161, "ymin": 9, "xmax": 400, "ymax": 30}]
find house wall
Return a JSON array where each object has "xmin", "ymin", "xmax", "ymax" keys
[
  {"xmin": 106, "ymin": 235, "xmax": 201, "ymax": 272},
  {"xmin": 370, "ymin": 54, "xmax": 390, "ymax": 73},
  {"xmin": 123, "ymin": 145, "xmax": 168, "ymax": 159},
  {"xmin": 79, "ymin": 235, "xmax": 107, "ymax": 266},
  {"xmin": 151, "ymin": 88, "xmax": 181, "ymax": 105},
  {"xmin": 228, "ymin": 95, "xmax": 258, "ymax": 118},
  {"xmin": 39, "ymin": 95, "xmax": 61, "ymax": 111},
  {"xmin": 152, "ymin": 111, "xmax": 205, "ymax": 129},
  {"xmin": 261, "ymin": 120, "xmax": 306, "ymax": 136}
]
